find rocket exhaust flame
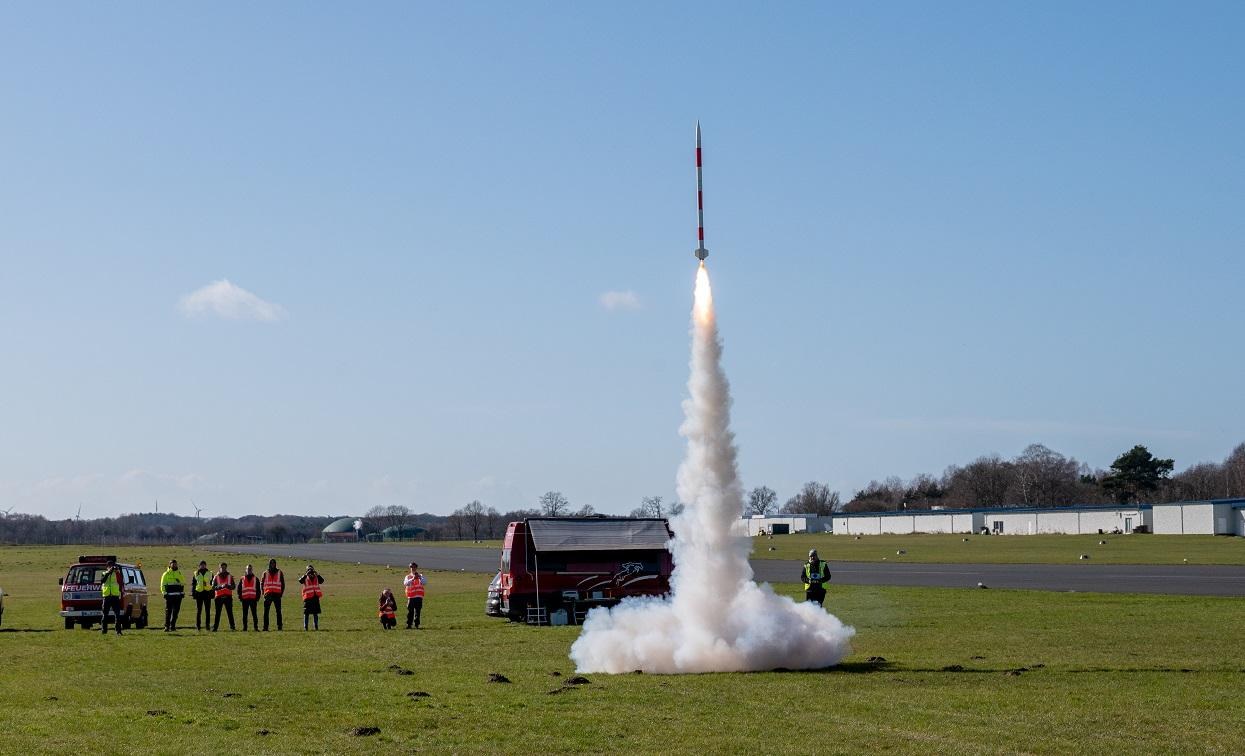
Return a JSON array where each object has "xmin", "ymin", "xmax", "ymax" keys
[{"xmin": 569, "ymin": 261, "xmax": 855, "ymax": 674}]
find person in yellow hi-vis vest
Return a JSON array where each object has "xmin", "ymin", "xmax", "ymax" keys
[
  {"xmin": 99, "ymin": 557, "xmax": 126, "ymax": 636},
  {"xmin": 192, "ymin": 560, "xmax": 214, "ymax": 631},
  {"xmin": 801, "ymin": 549, "xmax": 831, "ymax": 606},
  {"xmin": 160, "ymin": 559, "xmax": 185, "ymax": 632}
]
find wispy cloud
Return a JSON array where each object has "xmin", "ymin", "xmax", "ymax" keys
[
  {"xmin": 179, "ymin": 279, "xmax": 287, "ymax": 322},
  {"xmin": 599, "ymin": 290, "xmax": 641, "ymax": 311}
]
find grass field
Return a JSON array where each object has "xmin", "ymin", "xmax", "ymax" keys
[
  {"xmin": 751, "ymin": 532, "xmax": 1245, "ymax": 565},
  {"xmin": 2, "ymin": 545, "xmax": 1243, "ymax": 754}
]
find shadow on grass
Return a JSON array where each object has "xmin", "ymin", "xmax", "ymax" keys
[
  {"xmin": 770, "ymin": 660, "xmax": 894, "ymax": 674},
  {"xmin": 0, "ymin": 628, "xmax": 56, "ymax": 633}
]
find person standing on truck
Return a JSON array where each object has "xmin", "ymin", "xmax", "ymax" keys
[
  {"xmin": 160, "ymin": 559, "xmax": 185, "ymax": 632},
  {"xmin": 378, "ymin": 588, "xmax": 397, "ymax": 630},
  {"xmin": 801, "ymin": 549, "xmax": 831, "ymax": 606},
  {"xmin": 298, "ymin": 565, "xmax": 324, "ymax": 631},
  {"xmin": 403, "ymin": 562, "xmax": 426, "ymax": 629},
  {"xmin": 212, "ymin": 562, "xmax": 236, "ymax": 631},
  {"xmin": 261, "ymin": 559, "xmax": 285, "ymax": 631},
  {"xmin": 192, "ymin": 560, "xmax": 214, "ymax": 631},
  {"xmin": 99, "ymin": 557, "xmax": 125, "ymax": 636},
  {"xmin": 238, "ymin": 564, "xmax": 260, "ymax": 631}
]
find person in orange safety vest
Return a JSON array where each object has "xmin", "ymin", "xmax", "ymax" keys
[
  {"xmin": 298, "ymin": 565, "xmax": 325, "ymax": 631},
  {"xmin": 403, "ymin": 562, "xmax": 427, "ymax": 629},
  {"xmin": 261, "ymin": 559, "xmax": 285, "ymax": 631},
  {"xmin": 378, "ymin": 588, "xmax": 397, "ymax": 630},
  {"xmin": 212, "ymin": 562, "xmax": 236, "ymax": 631},
  {"xmin": 238, "ymin": 564, "xmax": 260, "ymax": 631}
]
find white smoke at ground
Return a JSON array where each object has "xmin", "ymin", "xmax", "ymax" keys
[{"xmin": 570, "ymin": 264, "xmax": 855, "ymax": 674}]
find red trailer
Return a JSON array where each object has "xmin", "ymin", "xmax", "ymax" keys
[{"xmin": 494, "ymin": 517, "xmax": 673, "ymax": 624}]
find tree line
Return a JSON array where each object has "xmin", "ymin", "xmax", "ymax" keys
[
  {"xmin": 740, "ymin": 442, "xmax": 1245, "ymax": 516},
  {"xmin": 7, "ymin": 443, "xmax": 1241, "ymax": 544}
]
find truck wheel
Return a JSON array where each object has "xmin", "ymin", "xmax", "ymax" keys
[
  {"xmin": 506, "ymin": 601, "xmax": 527, "ymax": 623},
  {"xmin": 65, "ymin": 617, "xmax": 74, "ymax": 630},
  {"xmin": 137, "ymin": 607, "xmax": 148, "ymax": 629}
]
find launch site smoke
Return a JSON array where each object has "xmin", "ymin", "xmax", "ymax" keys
[{"xmin": 569, "ymin": 125, "xmax": 855, "ymax": 674}]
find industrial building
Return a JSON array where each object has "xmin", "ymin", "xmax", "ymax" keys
[
  {"xmin": 1150, "ymin": 498, "xmax": 1245, "ymax": 535},
  {"xmin": 733, "ymin": 514, "xmax": 832, "ymax": 537},
  {"xmin": 824, "ymin": 498, "xmax": 1245, "ymax": 536}
]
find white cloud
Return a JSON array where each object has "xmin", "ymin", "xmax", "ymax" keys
[
  {"xmin": 179, "ymin": 279, "xmax": 287, "ymax": 322},
  {"xmin": 599, "ymin": 290, "xmax": 641, "ymax": 311}
]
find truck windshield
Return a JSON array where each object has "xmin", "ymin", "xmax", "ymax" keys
[{"xmin": 67, "ymin": 565, "xmax": 105, "ymax": 585}]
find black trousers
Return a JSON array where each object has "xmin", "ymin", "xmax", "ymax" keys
[
  {"xmin": 164, "ymin": 595, "xmax": 183, "ymax": 629},
  {"xmin": 213, "ymin": 596, "xmax": 235, "ymax": 630},
  {"xmin": 195, "ymin": 592, "xmax": 213, "ymax": 629},
  {"xmin": 101, "ymin": 596, "xmax": 123, "ymax": 633},
  {"xmin": 241, "ymin": 599, "xmax": 259, "ymax": 630},
  {"xmin": 805, "ymin": 586, "xmax": 826, "ymax": 606},
  {"xmin": 263, "ymin": 595, "xmax": 283, "ymax": 630},
  {"xmin": 406, "ymin": 597, "xmax": 423, "ymax": 628}
]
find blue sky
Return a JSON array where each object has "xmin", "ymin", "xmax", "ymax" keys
[{"xmin": 2, "ymin": 3, "xmax": 1242, "ymax": 519}]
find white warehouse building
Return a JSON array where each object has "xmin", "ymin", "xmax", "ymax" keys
[
  {"xmin": 831, "ymin": 504, "xmax": 1152, "ymax": 536},
  {"xmin": 1150, "ymin": 498, "xmax": 1245, "ymax": 535},
  {"xmin": 733, "ymin": 514, "xmax": 832, "ymax": 537},
  {"xmin": 828, "ymin": 498, "xmax": 1245, "ymax": 536}
]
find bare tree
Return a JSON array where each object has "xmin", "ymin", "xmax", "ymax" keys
[
  {"xmin": 944, "ymin": 455, "xmax": 1015, "ymax": 508},
  {"xmin": 1226, "ymin": 443, "xmax": 1245, "ymax": 498},
  {"xmin": 485, "ymin": 506, "xmax": 502, "ymax": 538},
  {"xmin": 573, "ymin": 504, "xmax": 596, "ymax": 517},
  {"xmin": 538, "ymin": 491, "xmax": 570, "ymax": 517},
  {"xmin": 461, "ymin": 500, "xmax": 486, "ymax": 540},
  {"xmin": 631, "ymin": 495, "xmax": 669, "ymax": 518},
  {"xmin": 745, "ymin": 486, "xmax": 777, "ymax": 516},
  {"xmin": 781, "ymin": 482, "xmax": 841, "ymax": 515}
]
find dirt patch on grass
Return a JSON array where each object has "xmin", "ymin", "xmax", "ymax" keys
[
  {"xmin": 487, "ymin": 673, "xmax": 511, "ymax": 684},
  {"xmin": 349, "ymin": 726, "xmax": 380, "ymax": 737}
]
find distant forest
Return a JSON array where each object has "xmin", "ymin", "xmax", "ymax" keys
[
  {"xmin": 3, "ymin": 443, "xmax": 1243, "ymax": 545},
  {"xmin": 835, "ymin": 441, "xmax": 1245, "ymax": 514}
]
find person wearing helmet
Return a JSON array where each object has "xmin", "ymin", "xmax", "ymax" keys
[{"xmin": 801, "ymin": 549, "xmax": 831, "ymax": 606}]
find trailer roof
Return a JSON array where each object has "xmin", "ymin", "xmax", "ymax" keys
[{"xmin": 526, "ymin": 518, "xmax": 672, "ymax": 552}]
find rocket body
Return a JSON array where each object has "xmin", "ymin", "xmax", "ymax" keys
[{"xmin": 694, "ymin": 121, "xmax": 709, "ymax": 261}]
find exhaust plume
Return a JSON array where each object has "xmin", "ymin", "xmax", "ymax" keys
[{"xmin": 570, "ymin": 263, "xmax": 854, "ymax": 674}]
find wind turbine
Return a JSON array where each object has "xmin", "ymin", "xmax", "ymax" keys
[
  {"xmin": 75, "ymin": 503, "xmax": 82, "ymax": 522},
  {"xmin": 0, "ymin": 506, "xmax": 14, "ymax": 518},
  {"xmin": 192, "ymin": 500, "xmax": 204, "ymax": 519}
]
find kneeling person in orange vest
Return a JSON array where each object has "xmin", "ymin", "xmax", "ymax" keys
[
  {"xmin": 261, "ymin": 559, "xmax": 285, "ymax": 631},
  {"xmin": 238, "ymin": 564, "xmax": 261, "ymax": 631},
  {"xmin": 298, "ymin": 565, "xmax": 325, "ymax": 630},
  {"xmin": 403, "ymin": 563, "xmax": 426, "ymax": 629},
  {"xmin": 212, "ymin": 562, "xmax": 236, "ymax": 631},
  {"xmin": 378, "ymin": 588, "xmax": 397, "ymax": 630}
]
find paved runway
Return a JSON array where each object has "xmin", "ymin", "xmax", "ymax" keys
[{"xmin": 216, "ymin": 543, "xmax": 1245, "ymax": 597}]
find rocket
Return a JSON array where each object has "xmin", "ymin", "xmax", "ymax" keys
[{"xmin": 694, "ymin": 121, "xmax": 709, "ymax": 261}]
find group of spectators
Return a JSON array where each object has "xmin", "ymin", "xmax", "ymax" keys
[{"xmin": 93, "ymin": 558, "xmax": 429, "ymax": 634}]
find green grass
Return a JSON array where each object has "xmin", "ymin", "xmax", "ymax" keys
[
  {"xmin": 2, "ymin": 545, "xmax": 1243, "ymax": 754},
  {"xmin": 751, "ymin": 532, "xmax": 1245, "ymax": 565}
]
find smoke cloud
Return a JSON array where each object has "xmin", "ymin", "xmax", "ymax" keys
[{"xmin": 570, "ymin": 264, "xmax": 854, "ymax": 674}]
